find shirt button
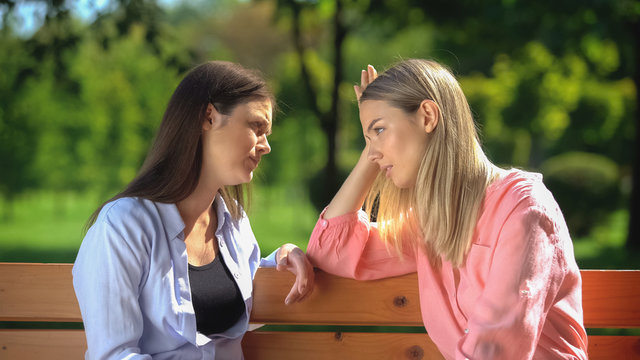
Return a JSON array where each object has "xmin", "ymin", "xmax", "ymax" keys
[
  {"xmin": 321, "ymin": 220, "xmax": 328, "ymax": 229},
  {"xmin": 219, "ymin": 240, "xmax": 224, "ymax": 248},
  {"xmin": 234, "ymin": 273, "xmax": 240, "ymax": 279},
  {"xmin": 464, "ymin": 328, "xmax": 469, "ymax": 334}
]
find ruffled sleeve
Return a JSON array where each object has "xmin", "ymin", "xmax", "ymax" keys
[{"xmin": 307, "ymin": 208, "xmax": 417, "ymax": 280}]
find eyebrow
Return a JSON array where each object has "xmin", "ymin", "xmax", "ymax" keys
[
  {"xmin": 255, "ymin": 115, "xmax": 272, "ymax": 135},
  {"xmin": 367, "ymin": 118, "xmax": 383, "ymax": 132}
]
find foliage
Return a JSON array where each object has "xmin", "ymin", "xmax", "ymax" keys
[
  {"xmin": 0, "ymin": 0, "xmax": 637, "ymax": 257},
  {"xmin": 0, "ymin": 33, "xmax": 38, "ymax": 212},
  {"xmin": 541, "ymin": 152, "xmax": 621, "ymax": 236}
]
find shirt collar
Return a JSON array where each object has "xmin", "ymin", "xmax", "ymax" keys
[
  {"xmin": 154, "ymin": 201, "xmax": 185, "ymax": 240},
  {"xmin": 213, "ymin": 192, "xmax": 234, "ymax": 233},
  {"xmin": 153, "ymin": 192, "xmax": 234, "ymax": 240}
]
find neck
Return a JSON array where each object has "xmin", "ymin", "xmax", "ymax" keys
[{"xmin": 177, "ymin": 176, "xmax": 221, "ymax": 229}]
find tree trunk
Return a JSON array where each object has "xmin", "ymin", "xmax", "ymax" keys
[
  {"xmin": 290, "ymin": 0, "xmax": 346, "ymax": 208},
  {"xmin": 626, "ymin": 17, "xmax": 640, "ymax": 252},
  {"xmin": 321, "ymin": 0, "xmax": 345, "ymax": 202}
]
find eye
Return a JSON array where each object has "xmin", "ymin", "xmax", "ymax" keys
[
  {"xmin": 251, "ymin": 121, "xmax": 270, "ymax": 137},
  {"xmin": 373, "ymin": 127, "xmax": 384, "ymax": 135}
]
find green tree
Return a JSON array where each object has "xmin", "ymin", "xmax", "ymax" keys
[{"xmin": 0, "ymin": 31, "xmax": 37, "ymax": 219}]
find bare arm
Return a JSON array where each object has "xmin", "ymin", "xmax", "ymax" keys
[
  {"xmin": 324, "ymin": 148, "xmax": 379, "ymax": 219},
  {"xmin": 324, "ymin": 65, "xmax": 380, "ymax": 219}
]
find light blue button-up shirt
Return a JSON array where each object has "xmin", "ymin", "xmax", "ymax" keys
[{"xmin": 72, "ymin": 194, "xmax": 276, "ymax": 359}]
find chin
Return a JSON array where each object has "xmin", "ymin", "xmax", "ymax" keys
[
  {"xmin": 392, "ymin": 177, "xmax": 414, "ymax": 189},
  {"xmin": 243, "ymin": 171, "xmax": 254, "ymax": 183}
]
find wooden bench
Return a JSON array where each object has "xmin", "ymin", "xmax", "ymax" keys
[{"xmin": 1, "ymin": 263, "xmax": 639, "ymax": 359}]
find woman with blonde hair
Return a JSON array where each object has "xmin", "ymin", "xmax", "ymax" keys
[{"xmin": 307, "ymin": 59, "xmax": 588, "ymax": 359}]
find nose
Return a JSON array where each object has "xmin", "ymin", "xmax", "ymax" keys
[
  {"xmin": 257, "ymin": 135, "xmax": 271, "ymax": 155},
  {"xmin": 367, "ymin": 143, "xmax": 381, "ymax": 162}
]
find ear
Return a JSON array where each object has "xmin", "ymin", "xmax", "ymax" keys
[
  {"xmin": 202, "ymin": 103, "xmax": 220, "ymax": 130},
  {"xmin": 418, "ymin": 100, "xmax": 439, "ymax": 134}
]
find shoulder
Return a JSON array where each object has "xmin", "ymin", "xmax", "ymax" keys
[
  {"xmin": 97, "ymin": 197, "xmax": 159, "ymax": 227},
  {"xmin": 487, "ymin": 169, "xmax": 558, "ymax": 213},
  {"xmin": 486, "ymin": 169, "xmax": 565, "ymax": 241},
  {"xmin": 91, "ymin": 197, "xmax": 179, "ymax": 245}
]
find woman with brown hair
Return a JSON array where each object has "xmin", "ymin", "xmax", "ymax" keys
[
  {"xmin": 307, "ymin": 60, "xmax": 588, "ymax": 359},
  {"xmin": 73, "ymin": 61, "xmax": 314, "ymax": 359}
]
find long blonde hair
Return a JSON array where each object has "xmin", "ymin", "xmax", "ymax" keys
[{"xmin": 361, "ymin": 59, "xmax": 496, "ymax": 267}]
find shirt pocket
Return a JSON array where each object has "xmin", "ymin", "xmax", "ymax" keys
[{"xmin": 459, "ymin": 243, "xmax": 493, "ymax": 316}]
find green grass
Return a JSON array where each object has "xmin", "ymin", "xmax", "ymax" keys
[
  {"xmin": 0, "ymin": 189, "xmax": 637, "ymax": 270},
  {"xmin": 0, "ymin": 191, "xmax": 99, "ymax": 263},
  {"xmin": 249, "ymin": 184, "xmax": 319, "ymax": 255},
  {"xmin": 0, "ymin": 186, "xmax": 319, "ymax": 263}
]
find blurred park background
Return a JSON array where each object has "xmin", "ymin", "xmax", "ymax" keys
[{"xmin": 0, "ymin": 0, "xmax": 638, "ymax": 269}]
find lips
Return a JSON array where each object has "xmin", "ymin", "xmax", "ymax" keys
[{"xmin": 248, "ymin": 156, "xmax": 260, "ymax": 169}]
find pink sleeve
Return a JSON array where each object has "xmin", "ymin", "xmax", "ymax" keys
[
  {"xmin": 456, "ymin": 198, "xmax": 568, "ymax": 360},
  {"xmin": 307, "ymin": 208, "xmax": 417, "ymax": 280}
]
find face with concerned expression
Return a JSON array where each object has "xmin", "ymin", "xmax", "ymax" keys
[
  {"xmin": 360, "ymin": 99, "xmax": 437, "ymax": 189},
  {"xmin": 201, "ymin": 99, "xmax": 272, "ymax": 190}
]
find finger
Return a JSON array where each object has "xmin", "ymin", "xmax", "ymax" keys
[
  {"xmin": 354, "ymin": 85, "xmax": 362, "ymax": 101},
  {"xmin": 367, "ymin": 64, "xmax": 375, "ymax": 84},
  {"xmin": 371, "ymin": 65, "xmax": 378, "ymax": 79},
  {"xmin": 294, "ymin": 266, "xmax": 314, "ymax": 302},
  {"xmin": 296, "ymin": 274, "xmax": 314, "ymax": 302},
  {"xmin": 285, "ymin": 285, "xmax": 300, "ymax": 305},
  {"xmin": 276, "ymin": 255, "xmax": 288, "ymax": 272},
  {"xmin": 360, "ymin": 69, "xmax": 367, "ymax": 87},
  {"xmin": 297, "ymin": 284, "xmax": 313, "ymax": 302}
]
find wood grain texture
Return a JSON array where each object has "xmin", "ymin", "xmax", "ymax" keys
[
  {"xmin": 0, "ymin": 330, "xmax": 86, "ymax": 359},
  {"xmin": 1, "ymin": 264, "xmax": 639, "ymax": 359},
  {"xmin": 0, "ymin": 263, "xmax": 81, "ymax": 322},
  {"xmin": 581, "ymin": 270, "xmax": 640, "ymax": 328},
  {"xmin": 242, "ymin": 331, "xmax": 444, "ymax": 360},
  {"xmin": 587, "ymin": 336, "xmax": 640, "ymax": 360},
  {"xmin": 251, "ymin": 268, "xmax": 422, "ymax": 326}
]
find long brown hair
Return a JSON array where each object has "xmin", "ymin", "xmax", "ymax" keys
[
  {"xmin": 86, "ymin": 61, "xmax": 274, "ymax": 229},
  {"xmin": 361, "ymin": 59, "xmax": 496, "ymax": 267}
]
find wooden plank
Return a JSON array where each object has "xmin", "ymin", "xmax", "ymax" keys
[
  {"xmin": 251, "ymin": 268, "xmax": 423, "ymax": 326},
  {"xmin": 587, "ymin": 335, "xmax": 640, "ymax": 360},
  {"xmin": 0, "ymin": 330, "xmax": 86, "ymax": 359},
  {"xmin": 1, "ymin": 264, "xmax": 639, "ymax": 330},
  {"xmin": 0, "ymin": 263, "xmax": 81, "ymax": 322},
  {"xmin": 1, "ymin": 329, "xmax": 638, "ymax": 359},
  {"xmin": 582, "ymin": 270, "xmax": 640, "ymax": 328},
  {"xmin": 242, "ymin": 331, "xmax": 444, "ymax": 360}
]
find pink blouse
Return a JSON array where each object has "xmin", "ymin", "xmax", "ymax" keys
[{"xmin": 307, "ymin": 170, "xmax": 588, "ymax": 359}]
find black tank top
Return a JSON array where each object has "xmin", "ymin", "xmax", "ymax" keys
[{"xmin": 188, "ymin": 255, "xmax": 246, "ymax": 335}]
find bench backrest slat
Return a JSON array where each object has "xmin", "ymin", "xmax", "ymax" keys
[
  {"xmin": 1, "ymin": 264, "xmax": 639, "ymax": 329},
  {"xmin": 0, "ymin": 263, "xmax": 81, "ymax": 322},
  {"xmin": 581, "ymin": 270, "xmax": 640, "ymax": 328},
  {"xmin": 251, "ymin": 268, "xmax": 422, "ymax": 326}
]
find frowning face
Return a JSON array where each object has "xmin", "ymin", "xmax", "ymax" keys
[{"xmin": 201, "ymin": 99, "xmax": 272, "ymax": 188}]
